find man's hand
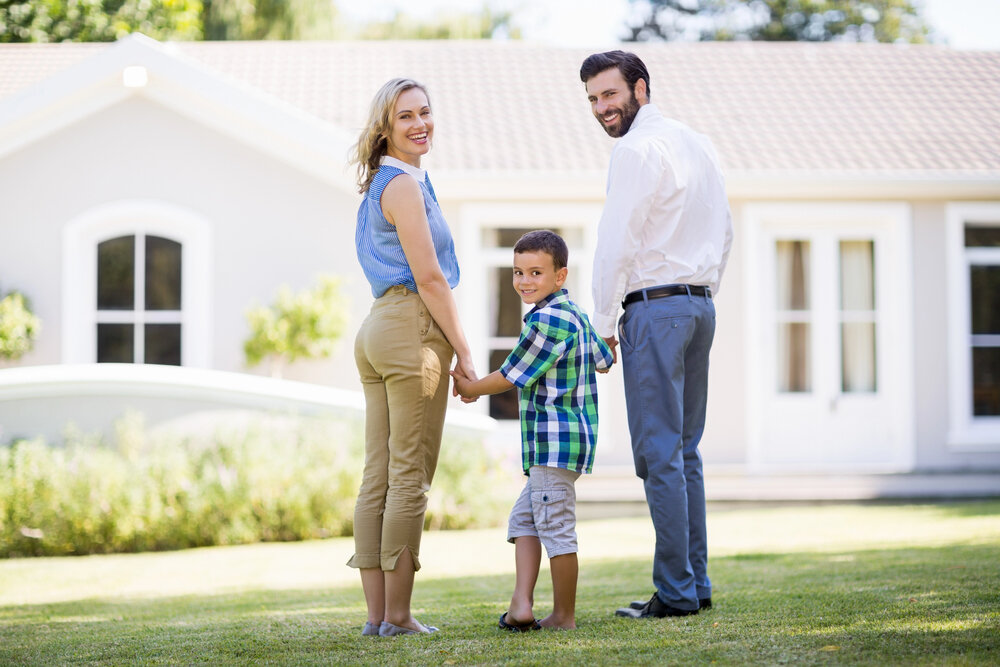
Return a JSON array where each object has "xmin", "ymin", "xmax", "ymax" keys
[{"xmin": 603, "ymin": 335, "xmax": 619, "ymax": 366}]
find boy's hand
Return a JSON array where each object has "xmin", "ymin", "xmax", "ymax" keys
[
  {"xmin": 452, "ymin": 358, "xmax": 479, "ymax": 403},
  {"xmin": 450, "ymin": 370, "xmax": 478, "ymax": 403}
]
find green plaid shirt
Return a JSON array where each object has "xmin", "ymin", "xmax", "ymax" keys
[{"xmin": 499, "ymin": 289, "xmax": 614, "ymax": 474}]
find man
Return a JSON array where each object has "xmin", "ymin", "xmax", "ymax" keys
[{"xmin": 580, "ymin": 50, "xmax": 733, "ymax": 618}]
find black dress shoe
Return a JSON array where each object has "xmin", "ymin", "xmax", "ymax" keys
[
  {"xmin": 628, "ymin": 596, "xmax": 711, "ymax": 610},
  {"xmin": 616, "ymin": 593, "xmax": 699, "ymax": 618}
]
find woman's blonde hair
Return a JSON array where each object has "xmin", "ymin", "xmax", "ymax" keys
[{"xmin": 350, "ymin": 77, "xmax": 430, "ymax": 194}]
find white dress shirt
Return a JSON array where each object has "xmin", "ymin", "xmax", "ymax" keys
[{"xmin": 591, "ymin": 103, "xmax": 734, "ymax": 338}]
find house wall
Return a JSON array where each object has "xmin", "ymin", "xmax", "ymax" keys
[
  {"xmin": 0, "ymin": 96, "xmax": 371, "ymax": 390},
  {"xmin": 702, "ymin": 200, "xmax": 746, "ymax": 466}
]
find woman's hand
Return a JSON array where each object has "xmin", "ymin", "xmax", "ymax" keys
[{"xmin": 452, "ymin": 357, "xmax": 479, "ymax": 403}]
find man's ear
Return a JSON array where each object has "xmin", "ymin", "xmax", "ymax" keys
[{"xmin": 634, "ymin": 78, "xmax": 649, "ymax": 104}]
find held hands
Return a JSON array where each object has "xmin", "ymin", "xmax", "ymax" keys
[
  {"xmin": 600, "ymin": 335, "xmax": 619, "ymax": 371},
  {"xmin": 451, "ymin": 358, "xmax": 479, "ymax": 403}
]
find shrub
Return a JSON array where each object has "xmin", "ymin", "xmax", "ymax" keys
[
  {"xmin": 0, "ymin": 413, "xmax": 510, "ymax": 558},
  {"xmin": 0, "ymin": 290, "xmax": 41, "ymax": 361},
  {"xmin": 243, "ymin": 275, "xmax": 348, "ymax": 378}
]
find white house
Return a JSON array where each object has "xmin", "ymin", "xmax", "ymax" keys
[{"xmin": 1, "ymin": 36, "xmax": 999, "ymax": 492}]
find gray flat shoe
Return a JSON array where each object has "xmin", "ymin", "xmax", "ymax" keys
[
  {"xmin": 378, "ymin": 620, "xmax": 439, "ymax": 636},
  {"xmin": 361, "ymin": 621, "xmax": 380, "ymax": 636}
]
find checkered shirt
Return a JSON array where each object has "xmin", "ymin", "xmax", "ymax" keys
[{"xmin": 499, "ymin": 289, "xmax": 614, "ymax": 474}]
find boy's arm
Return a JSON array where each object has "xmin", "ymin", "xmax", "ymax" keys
[{"xmin": 451, "ymin": 369, "xmax": 514, "ymax": 399}]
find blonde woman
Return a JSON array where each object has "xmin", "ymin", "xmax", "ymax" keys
[{"xmin": 348, "ymin": 78, "xmax": 477, "ymax": 637}]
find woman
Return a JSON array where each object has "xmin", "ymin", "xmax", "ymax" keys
[{"xmin": 348, "ymin": 78, "xmax": 477, "ymax": 637}]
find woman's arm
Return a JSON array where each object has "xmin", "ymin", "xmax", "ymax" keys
[{"xmin": 382, "ymin": 174, "xmax": 477, "ymax": 382}]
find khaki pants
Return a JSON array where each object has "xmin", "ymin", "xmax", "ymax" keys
[{"xmin": 348, "ymin": 286, "xmax": 454, "ymax": 572}]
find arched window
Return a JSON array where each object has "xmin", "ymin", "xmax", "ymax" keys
[
  {"xmin": 96, "ymin": 234, "xmax": 183, "ymax": 365},
  {"xmin": 63, "ymin": 200, "xmax": 211, "ymax": 367}
]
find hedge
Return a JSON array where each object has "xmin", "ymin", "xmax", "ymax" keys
[{"xmin": 0, "ymin": 412, "xmax": 512, "ymax": 557}]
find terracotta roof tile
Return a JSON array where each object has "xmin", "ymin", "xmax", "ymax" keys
[{"xmin": 2, "ymin": 40, "xmax": 998, "ymax": 175}]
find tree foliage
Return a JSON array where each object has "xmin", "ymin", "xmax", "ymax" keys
[
  {"xmin": 0, "ymin": 290, "xmax": 40, "ymax": 361},
  {"xmin": 0, "ymin": 0, "xmax": 518, "ymax": 42},
  {"xmin": 358, "ymin": 8, "xmax": 520, "ymax": 40},
  {"xmin": 0, "ymin": 0, "xmax": 203, "ymax": 42},
  {"xmin": 201, "ymin": 0, "xmax": 340, "ymax": 41},
  {"xmin": 624, "ymin": 0, "xmax": 930, "ymax": 43},
  {"xmin": 243, "ymin": 274, "xmax": 347, "ymax": 378}
]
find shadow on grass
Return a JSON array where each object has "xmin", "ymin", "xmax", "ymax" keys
[
  {"xmin": 1, "ymin": 543, "xmax": 998, "ymax": 665},
  {"xmin": 924, "ymin": 498, "xmax": 1000, "ymax": 518}
]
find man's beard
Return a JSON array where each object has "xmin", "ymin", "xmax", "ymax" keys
[{"xmin": 599, "ymin": 90, "xmax": 641, "ymax": 138}]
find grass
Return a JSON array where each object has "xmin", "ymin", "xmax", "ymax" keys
[{"xmin": 1, "ymin": 501, "xmax": 999, "ymax": 665}]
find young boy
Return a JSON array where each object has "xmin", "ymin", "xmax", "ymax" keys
[{"xmin": 452, "ymin": 230, "xmax": 613, "ymax": 631}]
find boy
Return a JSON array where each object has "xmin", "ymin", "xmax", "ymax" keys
[{"xmin": 452, "ymin": 230, "xmax": 613, "ymax": 631}]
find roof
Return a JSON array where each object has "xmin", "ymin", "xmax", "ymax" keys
[{"xmin": 2, "ymin": 38, "xmax": 999, "ymax": 178}]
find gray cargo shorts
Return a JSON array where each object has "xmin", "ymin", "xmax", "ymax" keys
[{"xmin": 507, "ymin": 465, "xmax": 581, "ymax": 558}]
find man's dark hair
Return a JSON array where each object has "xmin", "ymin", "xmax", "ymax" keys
[
  {"xmin": 579, "ymin": 50, "xmax": 651, "ymax": 99},
  {"xmin": 513, "ymin": 230, "xmax": 569, "ymax": 270}
]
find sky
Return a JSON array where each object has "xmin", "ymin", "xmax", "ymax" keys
[{"xmin": 339, "ymin": 0, "xmax": 1000, "ymax": 50}]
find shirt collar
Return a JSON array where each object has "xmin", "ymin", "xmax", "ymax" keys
[
  {"xmin": 627, "ymin": 103, "xmax": 660, "ymax": 133},
  {"xmin": 525, "ymin": 288, "xmax": 569, "ymax": 320},
  {"xmin": 381, "ymin": 155, "xmax": 426, "ymax": 182}
]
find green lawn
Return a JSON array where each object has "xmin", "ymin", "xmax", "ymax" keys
[{"xmin": 2, "ymin": 502, "xmax": 999, "ymax": 665}]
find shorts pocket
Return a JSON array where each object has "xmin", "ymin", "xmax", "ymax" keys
[{"xmin": 530, "ymin": 489, "xmax": 567, "ymax": 532}]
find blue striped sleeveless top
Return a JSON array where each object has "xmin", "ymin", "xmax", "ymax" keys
[{"xmin": 355, "ymin": 158, "xmax": 460, "ymax": 298}]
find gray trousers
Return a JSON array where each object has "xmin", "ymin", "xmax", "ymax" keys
[{"xmin": 619, "ymin": 288, "xmax": 715, "ymax": 610}]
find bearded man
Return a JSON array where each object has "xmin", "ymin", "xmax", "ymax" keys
[{"xmin": 580, "ymin": 50, "xmax": 733, "ymax": 618}]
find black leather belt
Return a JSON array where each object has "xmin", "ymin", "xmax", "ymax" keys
[{"xmin": 622, "ymin": 284, "xmax": 711, "ymax": 307}]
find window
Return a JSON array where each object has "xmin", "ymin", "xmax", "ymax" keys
[
  {"xmin": 775, "ymin": 240, "xmax": 811, "ymax": 392},
  {"xmin": 62, "ymin": 200, "xmax": 211, "ymax": 368},
  {"xmin": 965, "ymin": 228, "xmax": 1000, "ymax": 417},
  {"xmin": 96, "ymin": 234, "xmax": 183, "ymax": 365},
  {"xmin": 840, "ymin": 240, "xmax": 877, "ymax": 393},
  {"xmin": 946, "ymin": 204, "xmax": 1000, "ymax": 449}
]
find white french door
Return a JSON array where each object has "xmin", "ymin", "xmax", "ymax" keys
[{"xmin": 746, "ymin": 204, "xmax": 913, "ymax": 471}]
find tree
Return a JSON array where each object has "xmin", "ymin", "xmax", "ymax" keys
[
  {"xmin": 0, "ymin": 0, "xmax": 202, "ymax": 42},
  {"xmin": 358, "ymin": 7, "xmax": 521, "ymax": 40},
  {"xmin": 623, "ymin": 0, "xmax": 930, "ymax": 43},
  {"xmin": 0, "ymin": 290, "xmax": 40, "ymax": 361},
  {"xmin": 201, "ymin": 0, "xmax": 342, "ymax": 41},
  {"xmin": 243, "ymin": 275, "xmax": 348, "ymax": 378}
]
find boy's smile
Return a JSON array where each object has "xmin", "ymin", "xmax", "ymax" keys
[{"xmin": 513, "ymin": 250, "xmax": 568, "ymax": 306}]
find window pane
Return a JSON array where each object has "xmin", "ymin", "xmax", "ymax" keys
[
  {"xmin": 972, "ymin": 347, "xmax": 1000, "ymax": 416},
  {"xmin": 777, "ymin": 323, "xmax": 810, "ymax": 392},
  {"xmin": 840, "ymin": 241, "xmax": 874, "ymax": 311},
  {"xmin": 776, "ymin": 240, "xmax": 809, "ymax": 310},
  {"xmin": 97, "ymin": 323, "xmax": 134, "ymax": 362},
  {"xmin": 494, "ymin": 267, "xmax": 523, "ymax": 337},
  {"xmin": 970, "ymin": 266, "xmax": 1000, "ymax": 335},
  {"xmin": 498, "ymin": 228, "xmax": 527, "ymax": 247},
  {"xmin": 97, "ymin": 236, "xmax": 134, "ymax": 310},
  {"xmin": 145, "ymin": 324, "xmax": 181, "ymax": 365},
  {"xmin": 842, "ymin": 323, "xmax": 876, "ymax": 392},
  {"xmin": 488, "ymin": 348, "xmax": 519, "ymax": 420},
  {"xmin": 964, "ymin": 226, "xmax": 1000, "ymax": 248},
  {"xmin": 145, "ymin": 236, "xmax": 182, "ymax": 310}
]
